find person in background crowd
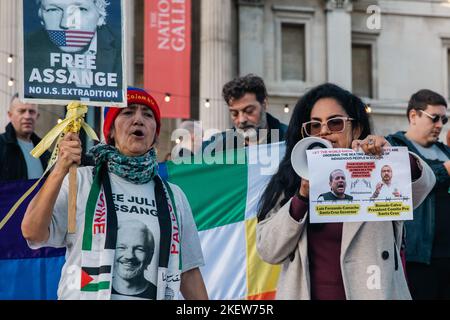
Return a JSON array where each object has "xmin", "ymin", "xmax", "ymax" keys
[
  {"xmin": 202, "ymin": 74, "xmax": 288, "ymax": 153},
  {"xmin": 164, "ymin": 152, "xmax": 172, "ymax": 162},
  {"xmin": 0, "ymin": 93, "xmax": 50, "ymax": 181},
  {"xmin": 386, "ymin": 89, "xmax": 450, "ymax": 300},
  {"xmin": 173, "ymin": 120, "xmax": 203, "ymax": 159}
]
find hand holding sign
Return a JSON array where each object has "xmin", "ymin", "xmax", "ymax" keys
[
  {"xmin": 55, "ymin": 132, "xmax": 82, "ymax": 234},
  {"xmin": 352, "ymin": 135, "xmax": 391, "ymax": 155},
  {"xmin": 53, "ymin": 133, "xmax": 82, "ymax": 176},
  {"xmin": 32, "ymin": 102, "xmax": 99, "ymax": 233},
  {"xmin": 0, "ymin": 102, "xmax": 98, "ymax": 233},
  {"xmin": 299, "ymin": 179, "xmax": 310, "ymax": 199}
]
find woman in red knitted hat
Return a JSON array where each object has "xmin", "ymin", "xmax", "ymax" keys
[{"xmin": 22, "ymin": 87, "xmax": 208, "ymax": 300}]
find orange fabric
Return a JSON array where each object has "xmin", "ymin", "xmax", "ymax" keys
[{"xmin": 247, "ymin": 291, "xmax": 276, "ymax": 300}]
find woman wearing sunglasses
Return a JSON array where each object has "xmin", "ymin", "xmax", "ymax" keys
[{"xmin": 256, "ymin": 83, "xmax": 435, "ymax": 300}]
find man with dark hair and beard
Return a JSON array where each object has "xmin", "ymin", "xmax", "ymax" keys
[
  {"xmin": 317, "ymin": 169, "xmax": 353, "ymax": 201},
  {"xmin": 202, "ymin": 74, "xmax": 288, "ymax": 153},
  {"xmin": 112, "ymin": 220, "xmax": 156, "ymax": 300}
]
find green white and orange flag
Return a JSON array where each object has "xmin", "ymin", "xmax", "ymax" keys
[{"xmin": 162, "ymin": 142, "xmax": 285, "ymax": 300}]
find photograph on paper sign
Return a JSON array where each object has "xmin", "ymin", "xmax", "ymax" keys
[
  {"xmin": 22, "ymin": 0, "xmax": 124, "ymax": 104},
  {"xmin": 306, "ymin": 147, "xmax": 414, "ymax": 223},
  {"xmin": 111, "ymin": 220, "xmax": 157, "ymax": 300}
]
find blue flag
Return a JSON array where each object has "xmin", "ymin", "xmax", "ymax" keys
[{"xmin": 0, "ymin": 179, "xmax": 65, "ymax": 300}]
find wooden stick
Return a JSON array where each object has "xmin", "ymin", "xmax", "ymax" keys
[
  {"xmin": 68, "ymin": 163, "xmax": 78, "ymax": 233},
  {"xmin": 65, "ymin": 103, "xmax": 88, "ymax": 234}
]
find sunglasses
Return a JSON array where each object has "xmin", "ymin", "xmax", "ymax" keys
[
  {"xmin": 302, "ymin": 117, "xmax": 354, "ymax": 137},
  {"xmin": 420, "ymin": 110, "xmax": 448, "ymax": 125}
]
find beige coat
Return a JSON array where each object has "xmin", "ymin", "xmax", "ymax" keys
[{"xmin": 256, "ymin": 156, "xmax": 435, "ymax": 300}]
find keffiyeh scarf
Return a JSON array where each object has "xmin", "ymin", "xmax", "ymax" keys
[{"xmin": 89, "ymin": 143, "xmax": 158, "ymax": 184}]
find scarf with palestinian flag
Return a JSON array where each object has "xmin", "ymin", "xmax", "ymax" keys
[{"xmin": 79, "ymin": 163, "xmax": 182, "ymax": 300}]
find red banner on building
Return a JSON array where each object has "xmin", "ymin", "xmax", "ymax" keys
[{"xmin": 144, "ymin": 0, "xmax": 191, "ymax": 118}]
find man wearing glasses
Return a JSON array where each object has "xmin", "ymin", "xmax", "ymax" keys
[{"xmin": 386, "ymin": 89, "xmax": 450, "ymax": 300}]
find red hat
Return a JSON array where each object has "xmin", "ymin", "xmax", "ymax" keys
[{"xmin": 103, "ymin": 87, "xmax": 161, "ymax": 144}]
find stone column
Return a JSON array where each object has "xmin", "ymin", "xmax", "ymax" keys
[
  {"xmin": 326, "ymin": 0, "xmax": 353, "ymax": 90},
  {"xmin": 199, "ymin": 0, "xmax": 237, "ymax": 136},
  {"xmin": 238, "ymin": 0, "xmax": 265, "ymax": 77}
]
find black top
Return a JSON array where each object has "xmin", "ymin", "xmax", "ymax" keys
[
  {"xmin": 318, "ymin": 191, "xmax": 353, "ymax": 201},
  {"xmin": 0, "ymin": 123, "xmax": 50, "ymax": 181},
  {"xmin": 202, "ymin": 113, "xmax": 288, "ymax": 154},
  {"xmin": 386, "ymin": 131, "xmax": 450, "ymax": 261},
  {"xmin": 112, "ymin": 280, "xmax": 157, "ymax": 300}
]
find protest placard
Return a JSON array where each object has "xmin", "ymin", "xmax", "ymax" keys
[
  {"xmin": 307, "ymin": 147, "xmax": 413, "ymax": 223},
  {"xmin": 20, "ymin": 0, "xmax": 126, "ymax": 106}
]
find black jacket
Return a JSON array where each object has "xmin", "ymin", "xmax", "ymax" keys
[
  {"xmin": 0, "ymin": 123, "xmax": 50, "ymax": 181},
  {"xmin": 318, "ymin": 191, "xmax": 353, "ymax": 201},
  {"xmin": 202, "ymin": 113, "xmax": 288, "ymax": 153},
  {"xmin": 386, "ymin": 131, "xmax": 450, "ymax": 263}
]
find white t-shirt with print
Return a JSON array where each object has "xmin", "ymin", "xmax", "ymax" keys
[
  {"xmin": 28, "ymin": 166, "xmax": 204, "ymax": 300},
  {"xmin": 110, "ymin": 177, "xmax": 161, "ymax": 300}
]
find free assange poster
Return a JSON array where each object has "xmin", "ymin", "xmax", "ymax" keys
[{"xmin": 21, "ymin": 0, "xmax": 126, "ymax": 106}]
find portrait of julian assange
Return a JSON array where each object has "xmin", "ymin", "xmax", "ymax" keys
[
  {"xmin": 23, "ymin": 0, "xmax": 123, "ymax": 102},
  {"xmin": 112, "ymin": 220, "xmax": 158, "ymax": 300}
]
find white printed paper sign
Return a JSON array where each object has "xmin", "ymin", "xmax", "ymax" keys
[{"xmin": 306, "ymin": 147, "xmax": 413, "ymax": 223}]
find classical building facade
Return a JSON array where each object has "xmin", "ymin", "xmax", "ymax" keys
[
  {"xmin": 201, "ymin": 0, "xmax": 450, "ymax": 141},
  {"xmin": 1, "ymin": 0, "xmax": 450, "ymax": 160}
]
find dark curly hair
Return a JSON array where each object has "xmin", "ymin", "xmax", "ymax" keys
[
  {"xmin": 257, "ymin": 83, "xmax": 372, "ymax": 221},
  {"xmin": 406, "ymin": 89, "xmax": 447, "ymax": 121},
  {"xmin": 222, "ymin": 74, "xmax": 268, "ymax": 106}
]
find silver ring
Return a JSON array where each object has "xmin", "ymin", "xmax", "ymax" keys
[{"xmin": 368, "ymin": 138, "xmax": 375, "ymax": 145}]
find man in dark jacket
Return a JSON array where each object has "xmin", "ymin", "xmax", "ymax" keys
[
  {"xmin": 0, "ymin": 94, "xmax": 50, "ymax": 181},
  {"xmin": 386, "ymin": 89, "xmax": 450, "ymax": 300},
  {"xmin": 202, "ymin": 74, "xmax": 288, "ymax": 153}
]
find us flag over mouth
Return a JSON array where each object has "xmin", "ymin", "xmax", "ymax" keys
[{"xmin": 48, "ymin": 30, "xmax": 95, "ymax": 49}]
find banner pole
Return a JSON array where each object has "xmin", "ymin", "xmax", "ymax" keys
[
  {"xmin": 68, "ymin": 151, "xmax": 78, "ymax": 234},
  {"xmin": 65, "ymin": 109, "xmax": 83, "ymax": 234}
]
